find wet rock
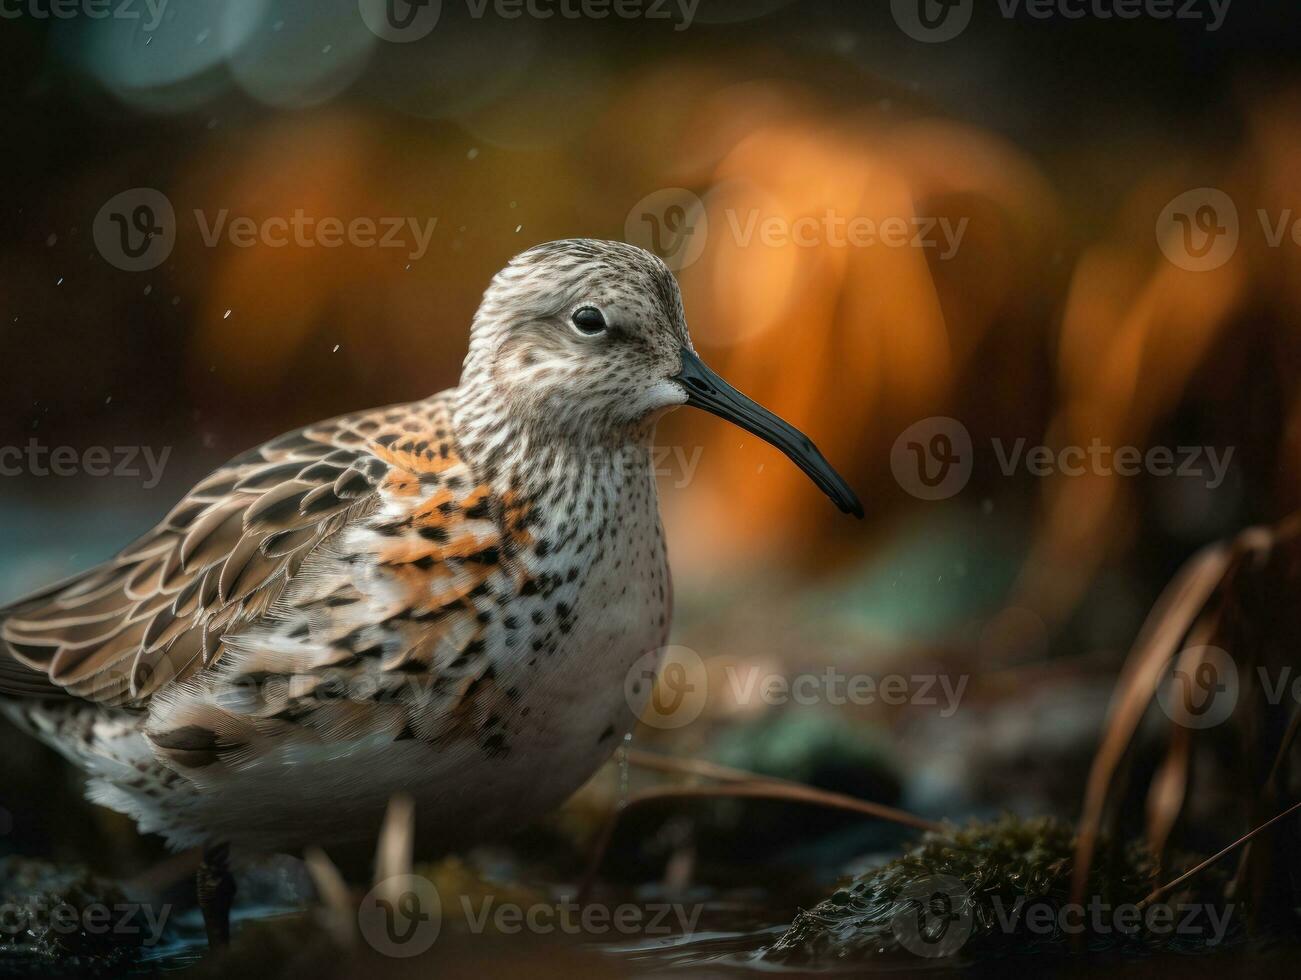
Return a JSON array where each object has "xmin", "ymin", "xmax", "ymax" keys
[
  {"xmin": 764, "ymin": 816, "xmax": 1237, "ymax": 966},
  {"xmin": 0, "ymin": 857, "xmax": 165, "ymax": 976}
]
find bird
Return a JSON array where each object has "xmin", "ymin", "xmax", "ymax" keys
[{"xmin": 0, "ymin": 239, "xmax": 861, "ymax": 945}]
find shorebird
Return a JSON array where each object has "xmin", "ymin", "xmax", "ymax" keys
[{"xmin": 0, "ymin": 239, "xmax": 860, "ymax": 944}]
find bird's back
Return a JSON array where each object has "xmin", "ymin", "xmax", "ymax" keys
[{"xmin": 0, "ymin": 394, "xmax": 467, "ymax": 707}]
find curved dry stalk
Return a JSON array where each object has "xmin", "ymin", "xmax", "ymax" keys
[
  {"xmin": 1069, "ymin": 540, "xmax": 1233, "ymax": 911},
  {"xmin": 304, "ymin": 846, "xmax": 356, "ymax": 946},
  {"xmin": 624, "ymin": 750, "xmax": 941, "ymax": 832},
  {"xmin": 1143, "ymin": 616, "xmax": 1219, "ymax": 864},
  {"xmin": 1138, "ymin": 799, "xmax": 1301, "ymax": 909},
  {"xmin": 623, "ymin": 780, "xmax": 941, "ymax": 831},
  {"xmin": 1145, "ymin": 721, "xmax": 1192, "ymax": 867},
  {"xmin": 624, "ymin": 749, "xmax": 941, "ymax": 829},
  {"xmin": 625, "ymin": 748, "xmax": 812, "ymax": 786},
  {"xmin": 374, "ymin": 792, "xmax": 415, "ymax": 888},
  {"xmin": 577, "ymin": 774, "xmax": 941, "ymax": 901}
]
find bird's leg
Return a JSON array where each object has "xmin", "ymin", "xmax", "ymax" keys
[{"xmin": 196, "ymin": 842, "xmax": 236, "ymax": 947}]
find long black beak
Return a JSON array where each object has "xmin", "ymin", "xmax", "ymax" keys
[{"xmin": 673, "ymin": 347, "xmax": 864, "ymax": 518}]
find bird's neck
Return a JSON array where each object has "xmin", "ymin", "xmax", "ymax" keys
[{"xmin": 449, "ymin": 380, "xmax": 659, "ymax": 507}]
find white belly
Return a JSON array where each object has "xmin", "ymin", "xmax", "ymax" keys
[{"xmin": 178, "ymin": 561, "xmax": 666, "ymax": 851}]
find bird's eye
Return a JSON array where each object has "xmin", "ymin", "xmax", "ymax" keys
[{"xmin": 571, "ymin": 306, "xmax": 607, "ymax": 335}]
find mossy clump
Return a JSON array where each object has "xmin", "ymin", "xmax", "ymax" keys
[
  {"xmin": 0, "ymin": 857, "xmax": 161, "ymax": 975},
  {"xmin": 765, "ymin": 816, "xmax": 1238, "ymax": 966}
]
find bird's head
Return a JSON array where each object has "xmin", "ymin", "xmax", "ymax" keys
[{"xmin": 459, "ymin": 239, "xmax": 862, "ymax": 517}]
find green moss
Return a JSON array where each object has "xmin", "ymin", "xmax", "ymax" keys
[{"xmin": 765, "ymin": 816, "xmax": 1238, "ymax": 965}]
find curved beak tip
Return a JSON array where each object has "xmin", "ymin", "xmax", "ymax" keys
[
  {"xmin": 843, "ymin": 492, "xmax": 865, "ymax": 520},
  {"xmin": 674, "ymin": 347, "xmax": 864, "ymax": 521}
]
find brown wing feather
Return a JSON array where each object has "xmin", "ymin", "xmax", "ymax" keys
[{"xmin": 0, "ymin": 401, "xmax": 447, "ymax": 707}]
